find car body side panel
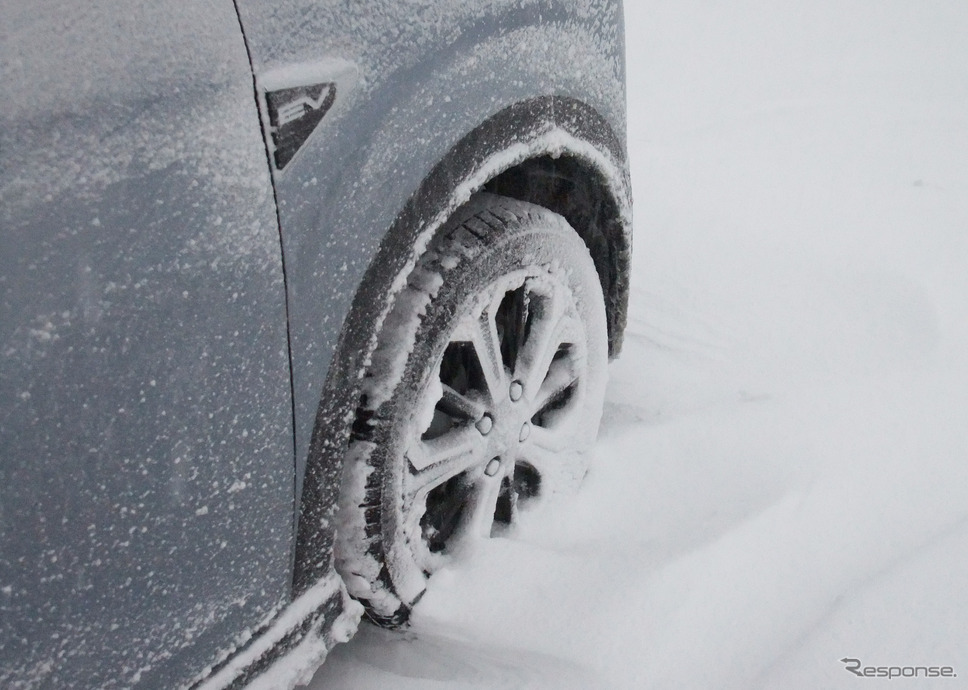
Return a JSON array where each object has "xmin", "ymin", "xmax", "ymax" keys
[
  {"xmin": 0, "ymin": 1, "xmax": 294, "ymax": 687},
  {"xmin": 233, "ymin": 0, "xmax": 629, "ymax": 532}
]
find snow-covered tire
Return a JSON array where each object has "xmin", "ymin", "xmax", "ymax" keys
[{"xmin": 335, "ymin": 193, "xmax": 608, "ymax": 625}]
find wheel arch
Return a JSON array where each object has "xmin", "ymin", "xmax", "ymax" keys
[
  {"xmin": 483, "ymin": 150, "xmax": 630, "ymax": 358},
  {"xmin": 292, "ymin": 94, "xmax": 630, "ymax": 595}
]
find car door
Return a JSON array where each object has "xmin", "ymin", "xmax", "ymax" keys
[{"xmin": 0, "ymin": 1, "xmax": 295, "ymax": 687}]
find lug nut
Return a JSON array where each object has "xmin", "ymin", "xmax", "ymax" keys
[
  {"xmin": 484, "ymin": 458, "xmax": 501, "ymax": 477},
  {"xmin": 519, "ymin": 422, "xmax": 531, "ymax": 442},
  {"xmin": 509, "ymin": 380, "xmax": 523, "ymax": 402},
  {"xmin": 475, "ymin": 414, "xmax": 493, "ymax": 435}
]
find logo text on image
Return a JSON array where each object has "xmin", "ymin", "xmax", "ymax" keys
[{"xmin": 841, "ymin": 658, "xmax": 957, "ymax": 679}]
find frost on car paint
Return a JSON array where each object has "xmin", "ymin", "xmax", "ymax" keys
[{"xmin": 1, "ymin": 1, "xmax": 294, "ymax": 687}]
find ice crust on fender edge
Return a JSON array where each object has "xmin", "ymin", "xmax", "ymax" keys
[{"xmin": 335, "ymin": 193, "xmax": 609, "ymax": 625}]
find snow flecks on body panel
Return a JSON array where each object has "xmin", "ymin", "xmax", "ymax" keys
[
  {"xmin": 351, "ymin": 19, "xmax": 624, "ymax": 180},
  {"xmin": 0, "ymin": 1, "xmax": 296, "ymax": 688},
  {"xmin": 0, "ymin": 2, "xmax": 242, "ymax": 120},
  {"xmin": 0, "ymin": 95, "xmax": 277, "ymax": 271},
  {"xmin": 238, "ymin": 0, "xmax": 621, "ymax": 96},
  {"xmin": 0, "ymin": 0, "xmax": 276, "ymax": 255}
]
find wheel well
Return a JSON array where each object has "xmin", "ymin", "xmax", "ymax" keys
[
  {"xmin": 294, "ymin": 99, "xmax": 630, "ymax": 598},
  {"xmin": 483, "ymin": 155, "xmax": 628, "ymax": 357}
]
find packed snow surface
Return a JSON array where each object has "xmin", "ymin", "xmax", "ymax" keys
[{"xmin": 308, "ymin": 1, "xmax": 968, "ymax": 688}]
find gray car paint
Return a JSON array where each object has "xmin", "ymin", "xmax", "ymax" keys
[{"xmin": 0, "ymin": 0, "xmax": 629, "ymax": 687}]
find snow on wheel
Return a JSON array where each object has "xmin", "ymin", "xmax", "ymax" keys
[{"xmin": 336, "ymin": 193, "xmax": 609, "ymax": 625}]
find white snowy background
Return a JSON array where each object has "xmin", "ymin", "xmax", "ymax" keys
[{"xmin": 308, "ymin": 1, "xmax": 968, "ymax": 687}]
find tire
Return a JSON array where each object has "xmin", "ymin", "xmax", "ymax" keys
[{"xmin": 335, "ymin": 193, "xmax": 609, "ymax": 625}]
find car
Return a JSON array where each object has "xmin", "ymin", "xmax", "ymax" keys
[{"xmin": 0, "ymin": 1, "xmax": 631, "ymax": 687}]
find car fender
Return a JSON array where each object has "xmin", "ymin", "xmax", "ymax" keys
[{"xmin": 244, "ymin": 13, "xmax": 632, "ymax": 590}]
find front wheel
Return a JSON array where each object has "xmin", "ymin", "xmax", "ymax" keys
[{"xmin": 335, "ymin": 193, "xmax": 608, "ymax": 624}]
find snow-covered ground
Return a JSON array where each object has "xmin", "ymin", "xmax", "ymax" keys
[{"xmin": 309, "ymin": 2, "xmax": 968, "ymax": 687}]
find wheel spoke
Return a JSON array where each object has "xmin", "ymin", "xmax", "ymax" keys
[
  {"xmin": 469, "ymin": 299, "xmax": 508, "ymax": 400},
  {"xmin": 527, "ymin": 422, "xmax": 576, "ymax": 455},
  {"xmin": 437, "ymin": 383, "xmax": 486, "ymax": 422},
  {"xmin": 519, "ymin": 441, "xmax": 559, "ymax": 474},
  {"xmin": 460, "ymin": 474, "xmax": 505, "ymax": 540},
  {"xmin": 406, "ymin": 426, "xmax": 487, "ymax": 492},
  {"xmin": 515, "ymin": 289, "xmax": 569, "ymax": 396},
  {"xmin": 531, "ymin": 354, "xmax": 581, "ymax": 417}
]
